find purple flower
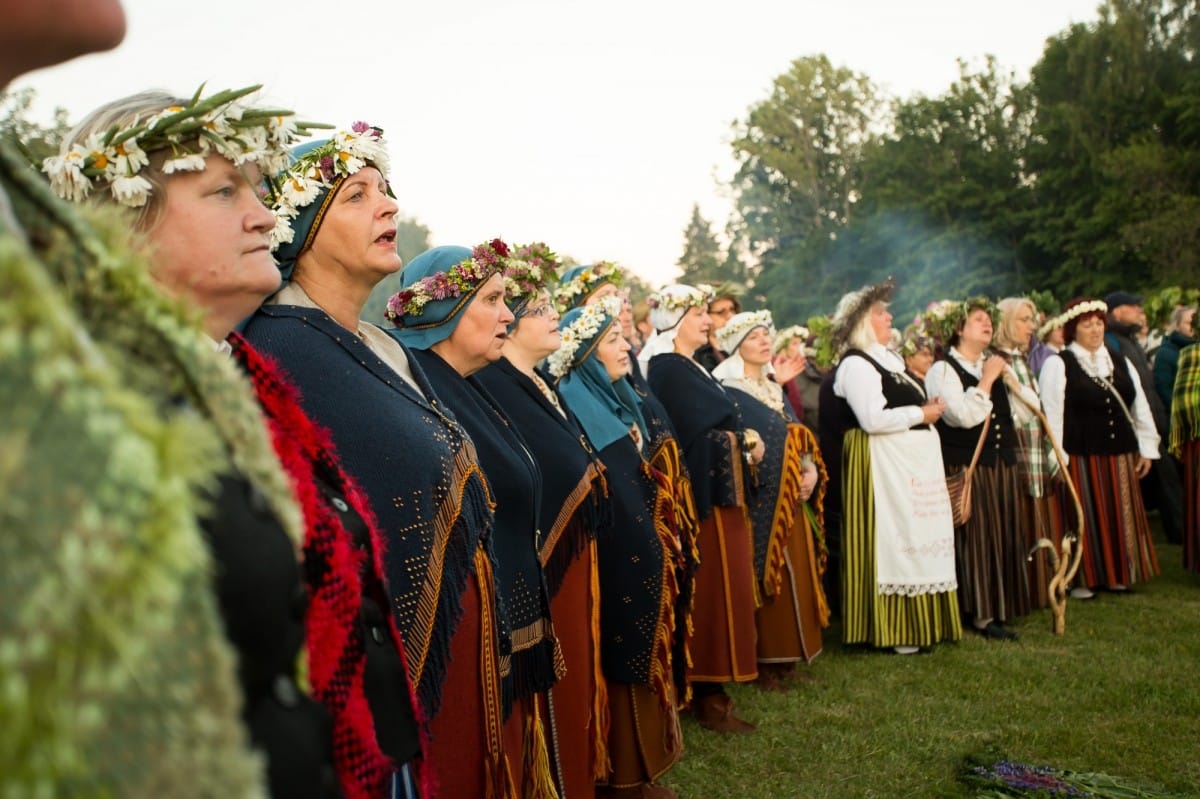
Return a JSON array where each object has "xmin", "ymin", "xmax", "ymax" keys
[{"xmin": 351, "ymin": 120, "xmax": 371, "ymax": 133}]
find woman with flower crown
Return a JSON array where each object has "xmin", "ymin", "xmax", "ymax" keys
[
  {"xmin": 555, "ymin": 296, "xmax": 686, "ymax": 799},
  {"xmin": 1038, "ymin": 297, "xmax": 1161, "ymax": 592},
  {"xmin": 712, "ymin": 311, "xmax": 828, "ymax": 687},
  {"xmin": 474, "ymin": 243, "xmax": 611, "ymax": 799},
  {"xmin": 242, "ymin": 128, "xmax": 503, "ymax": 798},
  {"xmin": 923, "ymin": 298, "xmax": 1036, "ymax": 640},
  {"xmin": 45, "ymin": 87, "xmax": 353, "ymax": 797},
  {"xmin": 640, "ymin": 283, "xmax": 762, "ymax": 732},
  {"xmin": 557, "ymin": 262, "xmax": 700, "ymax": 712},
  {"xmin": 389, "ymin": 241, "xmax": 563, "ymax": 798},
  {"xmin": 826, "ymin": 278, "xmax": 961, "ymax": 654}
]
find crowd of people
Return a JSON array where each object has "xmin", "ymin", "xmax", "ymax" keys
[{"xmin": 4, "ymin": 5, "xmax": 1199, "ymax": 798}]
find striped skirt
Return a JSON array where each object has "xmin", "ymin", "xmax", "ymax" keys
[
  {"xmin": 1061, "ymin": 452, "xmax": 1160, "ymax": 589},
  {"xmin": 842, "ymin": 430, "xmax": 962, "ymax": 648},
  {"xmin": 949, "ymin": 459, "xmax": 1032, "ymax": 623}
]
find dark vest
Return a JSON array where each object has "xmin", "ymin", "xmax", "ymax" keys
[
  {"xmin": 835, "ymin": 349, "xmax": 929, "ymax": 432},
  {"xmin": 935, "ymin": 355, "xmax": 1018, "ymax": 467},
  {"xmin": 1060, "ymin": 348, "xmax": 1139, "ymax": 455}
]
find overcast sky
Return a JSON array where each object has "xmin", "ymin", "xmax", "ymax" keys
[{"xmin": 14, "ymin": 0, "xmax": 1103, "ymax": 285}]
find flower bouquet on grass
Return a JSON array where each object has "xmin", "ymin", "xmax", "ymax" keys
[{"xmin": 961, "ymin": 754, "xmax": 1188, "ymax": 798}]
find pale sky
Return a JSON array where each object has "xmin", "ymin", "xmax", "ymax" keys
[{"xmin": 14, "ymin": 0, "xmax": 1103, "ymax": 285}]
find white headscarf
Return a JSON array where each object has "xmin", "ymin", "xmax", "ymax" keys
[
  {"xmin": 712, "ymin": 310, "xmax": 776, "ymax": 384},
  {"xmin": 637, "ymin": 283, "xmax": 713, "ymax": 373}
]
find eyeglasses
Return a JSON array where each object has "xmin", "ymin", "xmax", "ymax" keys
[
  {"xmin": 526, "ymin": 304, "xmax": 556, "ymax": 318},
  {"xmin": 709, "ymin": 306, "xmax": 736, "ymax": 317}
]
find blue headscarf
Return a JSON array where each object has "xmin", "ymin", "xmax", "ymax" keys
[
  {"xmin": 388, "ymin": 245, "xmax": 503, "ymax": 350},
  {"xmin": 555, "ymin": 262, "xmax": 622, "ymax": 313},
  {"xmin": 556, "ymin": 305, "xmax": 648, "ymax": 452}
]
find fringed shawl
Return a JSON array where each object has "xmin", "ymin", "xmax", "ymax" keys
[
  {"xmin": 411, "ymin": 350, "xmax": 562, "ymax": 716},
  {"xmin": 230, "ymin": 335, "xmax": 423, "ymax": 799},
  {"xmin": 647, "ymin": 352, "xmax": 752, "ymax": 520},
  {"xmin": 241, "ymin": 305, "xmax": 495, "ymax": 725},
  {"xmin": 475, "ymin": 358, "xmax": 610, "ymax": 598}
]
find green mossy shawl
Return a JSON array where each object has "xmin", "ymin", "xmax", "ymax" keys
[{"xmin": 0, "ymin": 139, "xmax": 301, "ymax": 797}]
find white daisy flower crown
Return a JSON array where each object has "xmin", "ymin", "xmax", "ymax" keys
[
  {"xmin": 42, "ymin": 84, "xmax": 323, "ymax": 208},
  {"xmin": 773, "ymin": 324, "xmax": 811, "ymax": 355},
  {"xmin": 717, "ymin": 309, "xmax": 775, "ymax": 353},
  {"xmin": 267, "ymin": 122, "xmax": 391, "ymax": 249},
  {"xmin": 548, "ymin": 295, "xmax": 624, "ymax": 378}
]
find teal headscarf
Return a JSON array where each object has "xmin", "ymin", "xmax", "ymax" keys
[
  {"xmin": 554, "ymin": 262, "xmax": 622, "ymax": 313},
  {"xmin": 388, "ymin": 244, "xmax": 505, "ymax": 350},
  {"xmin": 556, "ymin": 305, "xmax": 648, "ymax": 452}
]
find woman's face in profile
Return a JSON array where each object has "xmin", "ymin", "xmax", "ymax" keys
[
  {"xmin": 443, "ymin": 272, "xmax": 514, "ymax": 374},
  {"xmin": 149, "ymin": 154, "xmax": 279, "ymax": 337},
  {"xmin": 595, "ymin": 323, "xmax": 632, "ymax": 382}
]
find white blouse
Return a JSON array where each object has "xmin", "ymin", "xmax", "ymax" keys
[{"xmin": 833, "ymin": 343, "xmax": 925, "ymax": 434}]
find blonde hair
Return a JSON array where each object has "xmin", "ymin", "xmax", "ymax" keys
[
  {"xmin": 61, "ymin": 90, "xmax": 189, "ymax": 230},
  {"xmin": 995, "ymin": 296, "xmax": 1037, "ymax": 352},
  {"xmin": 845, "ymin": 301, "xmax": 884, "ymax": 352}
]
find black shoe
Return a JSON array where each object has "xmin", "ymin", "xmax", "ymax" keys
[{"xmin": 979, "ymin": 621, "xmax": 1018, "ymax": 641}]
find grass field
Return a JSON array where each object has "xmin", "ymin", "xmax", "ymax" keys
[{"xmin": 661, "ymin": 527, "xmax": 1200, "ymax": 798}]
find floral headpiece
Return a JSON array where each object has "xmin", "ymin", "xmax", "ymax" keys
[
  {"xmin": 773, "ymin": 324, "xmax": 811, "ymax": 355},
  {"xmin": 716, "ymin": 310, "xmax": 774, "ymax": 354},
  {"xmin": 548, "ymin": 295, "xmax": 623, "ymax": 378},
  {"xmin": 647, "ymin": 283, "xmax": 714, "ymax": 314},
  {"xmin": 900, "ymin": 319, "xmax": 935, "ymax": 357},
  {"xmin": 1057, "ymin": 299, "xmax": 1107, "ymax": 328},
  {"xmin": 829, "ymin": 277, "xmax": 896, "ymax": 356},
  {"xmin": 506, "ymin": 241, "xmax": 562, "ymax": 310},
  {"xmin": 268, "ymin": 122, "xmax": 391, "ymax": 249},
  {"xmin": 42, "ymin": 84, "xmax": 323, "ymax": 207},
  {"xmin": 385, "ymin": 238, "xmax": 510, "ymax": 324},
  {"xmin": 921, "ymin": 295, "xmax": 999, "ymax": 350},
  {"xmin": 554, "ymin": 261, "xmax": 625, "ymax": 313}
]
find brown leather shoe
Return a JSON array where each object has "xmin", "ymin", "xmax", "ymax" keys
[
  {"xmin": 693, "ymin": 693, "xmax": 757, "ymax": 733},
  {"xmin": 643, "ymin": 784, "xmax": 678, "ymax": 799}
]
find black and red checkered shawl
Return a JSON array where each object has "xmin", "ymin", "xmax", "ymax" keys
[{"xmin": 229, "ymin": 334, "xmax": 424, "ymax": 799}]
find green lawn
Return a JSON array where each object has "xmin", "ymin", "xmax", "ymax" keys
[{"xmin": 662, "ymin": 527, "xmax": 1200, "ymax": 798}]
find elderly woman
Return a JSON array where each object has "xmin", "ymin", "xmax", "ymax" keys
[
  {"xmin": 1170, "ymin": 343, "xmax": 1200, "ymax": 572},
  {"xmin": 994, "ymin": 296, "xmax": 1059, "ymax": 610},
  {"xmin": 390, "ymin": 241, "xmax": 561, "ymax": 795},
  {"xmin": 713, "ymin": 311, "xmax": 828, "ymax": 687},
  {"xmin": 474, "ymin": 242, "xmax": 609, "ymax": 798},
  {"xmin": 924, "ymin": 298, "xmax": 1034, "ymax": 640},
  {"xmin": 770, "ymin": 324, "xmax": 819, "ymax": 427},
  {"xmin": 827, "ymin": 279, "xmax": 960, "ymax": 653},
  {"xmin": 1039, "ymin": 297, "xmax": 1161, "ymax": 593},
  {"xmin": 555, "ymin": 297, "xmax": 685, "ymax": 799},
  {"xmin": 48, "ymin": 88, "xmax": 351, "ymax": 797},
  {"xmin": 901, "ymin": 322, "xmax": 936, "ymax": 383},
  {"xmin": 641, "ymin": 284, "xmax": 762, "ymax": 731},
  {"xmin": 243, "ymin": 130, "xmax": 500, "ymax": 797}
]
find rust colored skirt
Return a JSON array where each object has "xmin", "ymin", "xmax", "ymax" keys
[
  {"xmin": 545, "ymin": 542, "xmax": 602, "ymax": 798},
  {"xmin": 686, "ymin": 505, "xmax": 758, "ymax": 684},
  {"xmin": 425, "ymin": 574, "xmax": 512, "ymax": 798},
  {"xmin": 756, "ymin": 513, "xmax": 825, "ymax": 664},
  {"xmin": 1061, "ymin": 452, "xmax": 1160, "ymax": 589},
  {"xmin": 601, "ymin": 682, "xmax": 682, "ymax": 790},
  {"xmin": 949, "ymin": 460, "xmax": 1032, "ymax": 624}
]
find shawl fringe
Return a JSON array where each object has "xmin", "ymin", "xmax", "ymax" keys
[
  {"xmin": 522, "ymin": 698, "xmax": 560, "ymax": 799},
  {"xmin": 540, "ymin": 462, "xmax": 609, "ymax": 597},
  {"xmin": 760, "ymin": 424, "xmax": 807, "ymax": 599}
]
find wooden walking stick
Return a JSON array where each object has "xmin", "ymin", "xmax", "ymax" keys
[{"xmin": 1008, "ymin": 382, "xmax": 1085, "ymax": 635}]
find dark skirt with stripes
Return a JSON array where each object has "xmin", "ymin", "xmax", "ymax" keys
[
  {"xmin": 950, "ymin": 460, "xmax": 1032, "ymax": 623},
  {"xmin": 1181, "ymin": 441, "xmax": 1200, "ymax": 573},
  {"xmin": 842, "ymin": 430, "xmax": 962, "ymax": 648},
  {"xmin": 1059, "ymin": 452, "xmax": 1160, "ymax": 589}
]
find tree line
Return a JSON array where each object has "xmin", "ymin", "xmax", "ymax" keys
[{"xmin": 677, "ymin": 0, "xmax": 1200, "ymax": 326}]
